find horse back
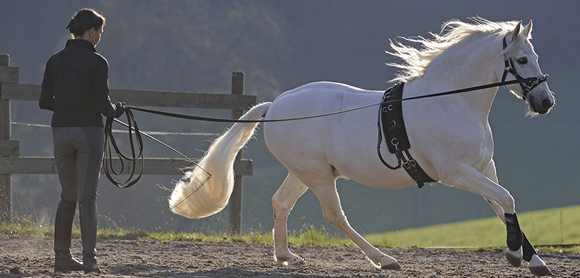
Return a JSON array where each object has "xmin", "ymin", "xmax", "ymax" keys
[{"xmin": 263, "ymin": 82, "xmax": 416, "ymax": 188}]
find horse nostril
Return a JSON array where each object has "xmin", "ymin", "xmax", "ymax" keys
[{"xmin": 541, "ymin": 99, "xmax": 553, "ymax": 109}]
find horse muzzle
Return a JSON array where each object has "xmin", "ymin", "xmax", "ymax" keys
[{"xmin": 528, "ymin": 89, "xmax": 555, "ymax": 114}]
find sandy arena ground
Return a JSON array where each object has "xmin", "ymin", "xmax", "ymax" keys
[{"xmin": 1, "ymin": 237, "xmax": 579, "ymax": 277}]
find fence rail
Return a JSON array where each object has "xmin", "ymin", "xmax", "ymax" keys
[
  {"xmin": 0, "ymin": 157, "xmax": 252, "ymax": 176},
  {"xmin": 1, "ymin": 82, "xmax": 255, "ymax": 109},
  {"xmin": 0, "ymin": 54, "xmax": 255, "ymax": 235}
]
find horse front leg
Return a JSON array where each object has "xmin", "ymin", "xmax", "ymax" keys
[
  {"xmin": 272, "ymin": 173, "xmax": 308, "ymax": 265},
  {"xmin": 484, "ymin": 198, "xmax": 523, "ymax": 266},
  {"xmin": 446, "ymin": 164, "xmax": 551, "ymax": 276},
  {"xmin": 504, "ymin": 212, "xmax": 551, "ymax": 276},
  {"xmin": 481, "ymin": 163, "xmax": 551, "ymax": 276}
]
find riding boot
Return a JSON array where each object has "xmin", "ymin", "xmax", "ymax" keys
[
  {"xmin": 79, "ymin": 198, "xmax": 101, "ymax": 274},
  {"xmin": 54, "ymin": 199, "xmax": 83, "ymax": 272}
]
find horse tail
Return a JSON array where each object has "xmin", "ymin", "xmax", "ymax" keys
[{"xmin": 168, "ymin": 102, "xmax": 272, "ymax": 219}]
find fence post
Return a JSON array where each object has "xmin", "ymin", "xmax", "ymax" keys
[
  {"xmin": 0, "ymin": 54, "xmax": 20, "ymax": 223},
  {"xmin": 229, "ymin": 71, "xmax": 244, "ymax": 235}
]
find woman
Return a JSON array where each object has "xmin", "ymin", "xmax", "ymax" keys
[{"xmin": 39, "ymin": 8, "xmax": 124, "ymax": 273}]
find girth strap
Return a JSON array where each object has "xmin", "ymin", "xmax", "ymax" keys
[{"xmin": 377, "ymin": 82, "xmax": 436, "ymax": 188}]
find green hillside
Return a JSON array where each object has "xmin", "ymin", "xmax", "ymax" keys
[{"xmin": 365, "ymin": 205, "xmax": 580, "ymax": 247}]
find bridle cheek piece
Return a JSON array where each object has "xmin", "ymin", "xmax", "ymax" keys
[{"xmin": 501, "ymin": 36, "xmax": 549, "ymax": 101}]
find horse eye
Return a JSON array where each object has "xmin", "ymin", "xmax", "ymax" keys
[{"xmin": 516, "ymin": 57, "xmax": 528, "ymax": 65}]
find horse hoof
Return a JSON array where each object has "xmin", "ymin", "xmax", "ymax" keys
[
  {"xmin": 289, "ymin": 258, "xmax": 305, "ymax": 266},
  {"xmin": 276, "ymin": 254, "xmax": 305, "ymax": 266},
  {"xmin": 381, "ymin": 262, "xmax": 401, "ymax": 270},
  {"xmin": 506, "ymin": 248, "xmax": 522, "ymax": 267},
  {"xmin": 529, "ymin": 265, "xmax": 551, "ymax": 276},
  {"xmin": 528, "ymin": 254, "xmax": 550, "ymax": 276}
]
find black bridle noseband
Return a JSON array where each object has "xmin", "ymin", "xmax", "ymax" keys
[{"xmin": 501, "ymin": 36, "xmax": 549, "ymax": 101}]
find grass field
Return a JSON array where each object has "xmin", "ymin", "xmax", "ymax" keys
[
  {"xmin": 2, "ymin": 205, "xmax": 580, "ymax": 249},
  {"xmin": 364, "ymin": 204, "xmax": 580, "ymax": 247}
]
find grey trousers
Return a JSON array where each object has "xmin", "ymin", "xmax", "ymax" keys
[{"xmin": 52, "ymin": 127, "xmax": 104, "ymax": 203}]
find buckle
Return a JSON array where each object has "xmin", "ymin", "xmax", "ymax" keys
[{"xmin": 403, "ymin": 159, "xmax": 417, "ymax": 170}]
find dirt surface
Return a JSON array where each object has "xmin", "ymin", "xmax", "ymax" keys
[{"xmin": 1, "ymin": 237, "xmax": 579, "ymax": 277}]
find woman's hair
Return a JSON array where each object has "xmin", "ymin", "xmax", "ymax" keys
[{"xmin": 66, "ymin": 9, "xmax": 106, "ymax": 38}]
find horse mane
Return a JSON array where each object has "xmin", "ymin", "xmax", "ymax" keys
[{"xmin": 387, "ymin": 17, "xmax": 529, "ymax": 83}]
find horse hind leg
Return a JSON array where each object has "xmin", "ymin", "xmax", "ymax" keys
[
  {"xmin": 272, "ymin": 173, "xmax": 308, "ymax": 265},
  {"xmin": 309, "ymin": 181, "xmax": 400, "ymax": 270}
]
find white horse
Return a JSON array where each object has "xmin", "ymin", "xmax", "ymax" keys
[{"xmin": 169, "ymin": 18, "xmax": 554, "ymax": 276}]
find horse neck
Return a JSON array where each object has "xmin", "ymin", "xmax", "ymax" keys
[{"xmin": 419, "ymin": 35, "xmax": 501, "ymax": 119}]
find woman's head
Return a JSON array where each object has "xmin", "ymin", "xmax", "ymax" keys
[{"xmin": 67, "ymin": 9, "xmax": 106, "ymax": 44}]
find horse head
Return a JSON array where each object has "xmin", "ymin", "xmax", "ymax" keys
[{"xmin": 500, "ymin": 20, "xmax": 555, "ymax": 115}]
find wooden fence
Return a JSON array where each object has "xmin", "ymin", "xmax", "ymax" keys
[{"xmin": 0, "ymin": 54, "xmax": 255, "ymax": 235}]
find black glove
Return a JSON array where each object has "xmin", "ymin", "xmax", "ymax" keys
[{"xmin": 114, "ymin": 102, "xmax": 126, "ymax": 118}]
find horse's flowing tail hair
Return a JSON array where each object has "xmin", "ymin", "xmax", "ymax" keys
[{"xmin": 168, "ymin": 102, "xmax": 272, "ymax": 218}]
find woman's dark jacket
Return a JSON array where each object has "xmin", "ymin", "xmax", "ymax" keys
[{"xmin": 39, "ymin": 39, "xmax": 122, "ymax": 127}]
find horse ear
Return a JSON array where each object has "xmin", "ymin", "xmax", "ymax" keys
[
  {"xmin": 510, "ymin": 21, "xmax": 522, "ymax": 42},
  {"xmin": 523, "ymin": 20, "xmax": 533, "ymax": 39}
]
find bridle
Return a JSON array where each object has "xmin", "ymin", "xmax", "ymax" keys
[
  {"xmin": 501, "ymin": 36, "xmax": 549, "ymax": 101},
  {"xmin": 375, "ymin": 35, "xmax": 552, "ymax": 179}
]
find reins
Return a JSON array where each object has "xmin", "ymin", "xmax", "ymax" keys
[
  {"xmin": 103, "ymin": 61, "xmax": 548, "ymax": 230},
  {"xmin": 104, "ymin": 110, "xmax": 210, "ymax": 188},
  {"xmin": 125, "ymin": 76, "xmax": 545, "ymax": 125},
  {"xmin": 103, "ymin": 72, "xmax": 548, "ymax": 189},
  {"xmin": 104, "ymin": 108, "xmax": 144, "ymax": 188}
]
